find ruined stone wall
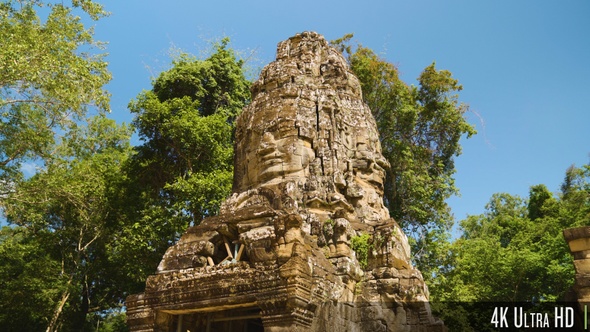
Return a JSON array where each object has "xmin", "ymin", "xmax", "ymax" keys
[{"xmin": 564, "ymin": 226, "xmax": 590, "ymax": 310}]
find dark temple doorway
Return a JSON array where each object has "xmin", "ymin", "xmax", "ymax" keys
[{"xmin": 172, "ymin": 307, "xmax": 264, "ymax": 332}]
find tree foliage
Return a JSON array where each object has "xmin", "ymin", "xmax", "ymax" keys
[
  {"xmin": 0, "ymin": 226, "xmax": 67, "ymax": 332},
  {"xmin": 0, "ymin": 1, "xmax": 123, "ymax": 329},
  {"xmin": 128, "ymin": 38, "xmax": 250, "ymax": 222},
  {"xmin": 331, "ymin": 34, "xmax": 475, "ymax": 231},
  {"xmin": 108, "ymin": 39, "xmax": 251, "ymax": 293},
  {"xmin": 430, "ymin": 166, "xmax": 590, "ymax": 330},
  {"xmin": 330, "ymin": 34, "xmax": 476, "ymax": 282},
  {"xmin": 0, "ymin": 0, "xmax": 110, "ymax": 188},
  {"xmin": 1, "ymin": 116, "xmax": 132, "ymax": 331}
]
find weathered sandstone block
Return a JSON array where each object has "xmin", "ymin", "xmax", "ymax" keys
[{"xmin": 564, "ymin": 226, "xmax": 590, "ymax": 313}]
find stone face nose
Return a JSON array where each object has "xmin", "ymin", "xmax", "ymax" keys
[{"xmin": 257, "ymin": 132, "xmax": 277, "ymax": 156}]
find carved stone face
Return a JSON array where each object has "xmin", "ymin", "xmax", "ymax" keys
[
  {"xmin": 354, "ymin": 142, "xmax": 388, "ymax": 192},
  {"xmin": 243, "ymin": 118, "xmax": 315, "ymax": 188},
  {"xmin": 229, "ymin": 32, "xmax": 392, "ymax": 225}
]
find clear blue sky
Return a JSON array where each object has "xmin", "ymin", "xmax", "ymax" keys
[{"xmin": 93, "ymin": 0, "xmax": 590, "ymax": 224}]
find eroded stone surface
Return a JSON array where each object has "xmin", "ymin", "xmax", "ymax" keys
[
  {"xmin": 127, "ymin": 31, "xmax": 444, "ymax": 332},
  {"xmin": 564, "ymin": 226, "xmax": 590, "ymax": 312}
]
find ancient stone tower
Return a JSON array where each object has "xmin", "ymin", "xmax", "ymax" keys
[{"xmin": 126, "ymin": 31, "xmax": 444, "ymax": 332}]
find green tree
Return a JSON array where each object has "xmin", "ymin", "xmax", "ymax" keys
[
  {"xmin": 129, "ymin": 38, "xmax": 250, "ymax": 223},
  {"xmin": 560, "ymin": 164, "xmax": 590, "ymax": 228},
  {"xmin": 87, "ymin": 309, "xmax": 129, "ymax": 332},
  {"xmin": 330, "ymin": 34, "xmax": 476, "ymax": 282},
  {"xmin": 440, "ymin": 186, "xmax": 577, "ymax": 303},
  {"xmin": 112, "ymin": 39, "xmax": 251, "ymax": 292},
  {"xmin": 528, "ymin": 184, "xmax": 556, "ymax": 221},
  {"xmin": 0, "ymin": 1, "xmax": 125, "ymax": 329},
  {"xmin": 432, "ymin": 165, "xmax": 589, "ymax": 330},
  {"xmin": 1, "ymin": 116, "xmax": 133, "ymax": 331},
  {"xmin": 0, "ymin": 0, "xmax": 110, "ymax": 190},
  {"xmin": 447, "ymin": 193, "xmax": 548, "ymax": 302},
  {"xmin": 332, "ymin": 34, "xmax": 475, "ymax": 229},
  {"xmin": 0, "ymin": 226, "xmax": 67, "ymax": 332}
]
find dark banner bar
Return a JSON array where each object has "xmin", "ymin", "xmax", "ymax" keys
[{"xmin": 428, "ymin": 302, "xmax": 588, "ymax": 331}]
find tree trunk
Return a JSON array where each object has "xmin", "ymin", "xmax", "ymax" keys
[
  {"xmin": 72, "ymin": 276, "xmax": 90, "ymax": 332},
  {"xmin": 46, "ymin": 288, "xmax": 70, "ymax": 332}
]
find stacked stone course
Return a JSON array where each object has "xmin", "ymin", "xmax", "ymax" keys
[{"xmin": 564, "ymin": 226, "xmax": 590, "ymax": 311}]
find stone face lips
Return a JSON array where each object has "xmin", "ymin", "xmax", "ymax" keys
[{"xmin": 126, "ymin": 31, "xmax": 444, "ymax": 332}]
